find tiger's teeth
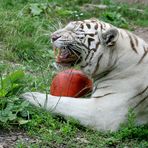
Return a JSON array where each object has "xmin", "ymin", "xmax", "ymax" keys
[
  {"xmin": 53, "ymin": 46, "xmax": 62, "ymax": 59},
  {"xmin": 59, "ymin": 48, "xmax": 61, "ymax": 56},
  {"xmin": 53, "ymin": 46, "xmax": 57, "ymax": 57}
]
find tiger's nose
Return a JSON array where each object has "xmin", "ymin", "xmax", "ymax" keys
[{"xmin": 51, "ymin": 35, "xmax": 61, "ymax": 42}]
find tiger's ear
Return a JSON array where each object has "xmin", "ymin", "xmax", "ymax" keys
[{"xmin": 102, "ymin": 28, "xmax": 119, "ymax": 46}]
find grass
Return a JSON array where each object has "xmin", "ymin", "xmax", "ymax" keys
[{"xmin": 0, "ymin": 0, "xmax": 148, "ymax": 147}]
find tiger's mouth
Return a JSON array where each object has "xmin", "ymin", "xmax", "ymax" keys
[{"xmin": 53, "ymin": 46, "xmax": 81, "ymax": 66}]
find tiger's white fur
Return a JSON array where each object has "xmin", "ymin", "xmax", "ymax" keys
[{"xmin": 22, "ymin": 19, "xmax": 148, "ymax": 131}]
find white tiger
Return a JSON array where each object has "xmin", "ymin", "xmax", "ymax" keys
[{"xmin": 22, "ymin": 19, "xmax": 148, "ymax": 131}]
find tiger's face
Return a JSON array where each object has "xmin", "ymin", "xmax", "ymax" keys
[{"xmin": 51, "ymin": 19, "xmax": 119, "ymax": 76}]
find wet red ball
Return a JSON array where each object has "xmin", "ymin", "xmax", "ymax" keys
[{"xmin": 50, "ymin": 69, "xmax": 93, "ymax": 98}]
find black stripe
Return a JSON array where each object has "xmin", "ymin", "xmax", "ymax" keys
[
  {"xmin": 76, "ymin": 43, "xmax": 87, "ymax": 54},
  {"xmin": 138, "ymin": 50, "xmax": 148, "ymax": 64},
  {"xmin": 80, "ymin": 24, "xmax": 84, "ymax": 29},
  {"xmin": 84, "ymin": 48, "xmax": 97, "ymax": 61},
  {"xmin": 131, "ymin": 86, "xmax": 148, "ymax": 99},
  {"xmin": 88, "ymin": 38, "xmax": 95, "ymax": 47},
  {"xmin": 91, "ymin": 48, "xmax": 97, "ymax": 52},
  {"xmin": 143, "ymin": 46, "xmax": 147, "ymax": 52},
  {"xmin": 120, "ymin": 31, "xmax": 124, "ymax": 39},
  {"xmin": 91, "ymin": 20, "xmax": 96, "ymax": 23},
  {"xmin": 133, "ymin": 35, "xmax": 138, "ymax": 47},
  {"xmin": 89, "ymin": 52, "xmax": 94, "ymax": 62},
  {"xmin": 95, "ymin": 41, "xmax": 100, "ymax": 50},
  {"xmin": 133, "ymin": 95, "xmax": 148, "ymax": 109},
  {"xmin": 85, "ymin": 52, "xmax": 90, "ymax": 61},
  {"xmin": 88, "ymin": 34, "xmax": 95, "ymax": 37},
  {"xmin": 128, "ymin": 32, "xmax": 138, "ymax": 54},
  {"xmin": 81, "ymin": 42, "xmax": 89, "ymax": 50},
  {"xmin": 94, "ymin": 23, "xmax": 98, "ymax": 30},
  {"xmin": 93, "ymin": 67, "xmax": 117, "ymax": 82},
  {"xmin": 80, "ymin": 43, "xmax": 91, "ymax": 61},
  {"xmin": 93, "ymin": 92, "xmax": 115, "ymax": 98},
  {"xmin": 102, "ymin": 22, "xmax": 106, "ymax": 28},
  {"xmin": 100, "ymin": 23, "xmax": 103, "ymax": 31},
  {"xmin": 92, "ymin": 54, "xmax": 103, "ymax": 76},
  {"xmin": 97, "ymin": 86, "xmax": 111, "ymax": 89},
  {"xmin": 81, "ymin": 62, "xmax": 89, "ymax": 69},
  {"xmin": 86, "ymin": 23, "xmax": 91, "ymax": 29}
]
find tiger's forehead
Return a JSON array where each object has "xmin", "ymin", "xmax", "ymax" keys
[
  {"xmin": 73, "ymin": 19, "xmax": 98, "ymax": 24},
  {"xmin": 65, "ymin": 19, "xmax": 99, "ymax": 30}
]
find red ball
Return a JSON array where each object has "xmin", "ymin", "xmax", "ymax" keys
[{"xmin": 50, "ymin": 69, "xmax": 93, "ymax": 98}]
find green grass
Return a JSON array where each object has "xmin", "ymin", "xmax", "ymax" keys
[
  {"xmin": 15, "ymin": 107, "xmax": 148, "ymax": 147},
  {"xmin": 0, "ymin": 0, "xmax": 148, "ymax": 147}
]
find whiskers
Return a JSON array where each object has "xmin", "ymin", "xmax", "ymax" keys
[
  {"xmin": 67, "ymin": 45, "xmax": 82, "ymax": 65},
  {"xmin": 48, "ymin": 20, "xmax": 64, "ymax": 36}
]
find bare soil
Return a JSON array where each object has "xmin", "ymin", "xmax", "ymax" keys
[
  {"xmin": 115, "ymin": 0, "xmax": 148, "ymax": 5},
  {"xmin": 134, "ymin": 27, "xmax": 148, "ymax": 42},
  {"xmin": 0, "ymin": 129, "xmax": 37, "ymax": 148}
]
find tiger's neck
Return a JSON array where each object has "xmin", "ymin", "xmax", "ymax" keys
[{"xmin": 81, "ymin": 28, "xmax": 148, "ymax": 81}]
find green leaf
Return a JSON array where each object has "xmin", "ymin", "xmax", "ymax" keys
[
  {"xmin": 8, "ymin": 112, "xmax": 16, "ymax": 121},
  {"xmin": 0, "ymin": 114, "xmax": 8, "ymax": 122},
  {"xmin": 40, "ymin": 3, "xmax": 48, "ymax": 10},
  {"xmin": 0, "ymin": 103, "xmax": 16, "ymax": 122},
  {"xmin": 18, "ymin": 119, "xmax": 30, "ymax": 125},
  {"xmin": 13, "ymin": 101, "xmax": 29, "ymax": 113},
  {"xmin": 1, "ymin": 70, "xmax": 25, "ymax": 88},
  {"xmin": 30, "ymin": 4, "xmax": 42, "ymax": 16},
  {"xmin": 20, "ymin": 101, "xmax": 29, "ymax": 108},
  {"xmin": 56, "ymin": 8, "xmax": 73, "ymax": 17},
  {"xmin": 0, "ymin": 89, "xmax": 7, "ymax": 97},
  {"xmin": 0, "ymin": 70, "xmax": 25, "ymax": 97}
]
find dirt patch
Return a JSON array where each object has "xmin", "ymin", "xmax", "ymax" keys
[
  {"xmin": 115, "ymin": 0, "xmax": 148, "ymax": 5},
  {"xmin": 133, "ymin": 27, "xmax": 148, "ymax": 42},
  {"xmin": 0, "ymin": 130, "xmax": 37, "ymax": 148}
]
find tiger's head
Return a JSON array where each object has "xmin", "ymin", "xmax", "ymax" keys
[{"xmin": 51, "ymin": 19, "xmax": 119, "ymax": 77}]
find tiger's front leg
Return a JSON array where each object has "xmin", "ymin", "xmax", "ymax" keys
[{"xmin": 21, "ymin": 92, "xmax": 128, "ymax": 131}]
